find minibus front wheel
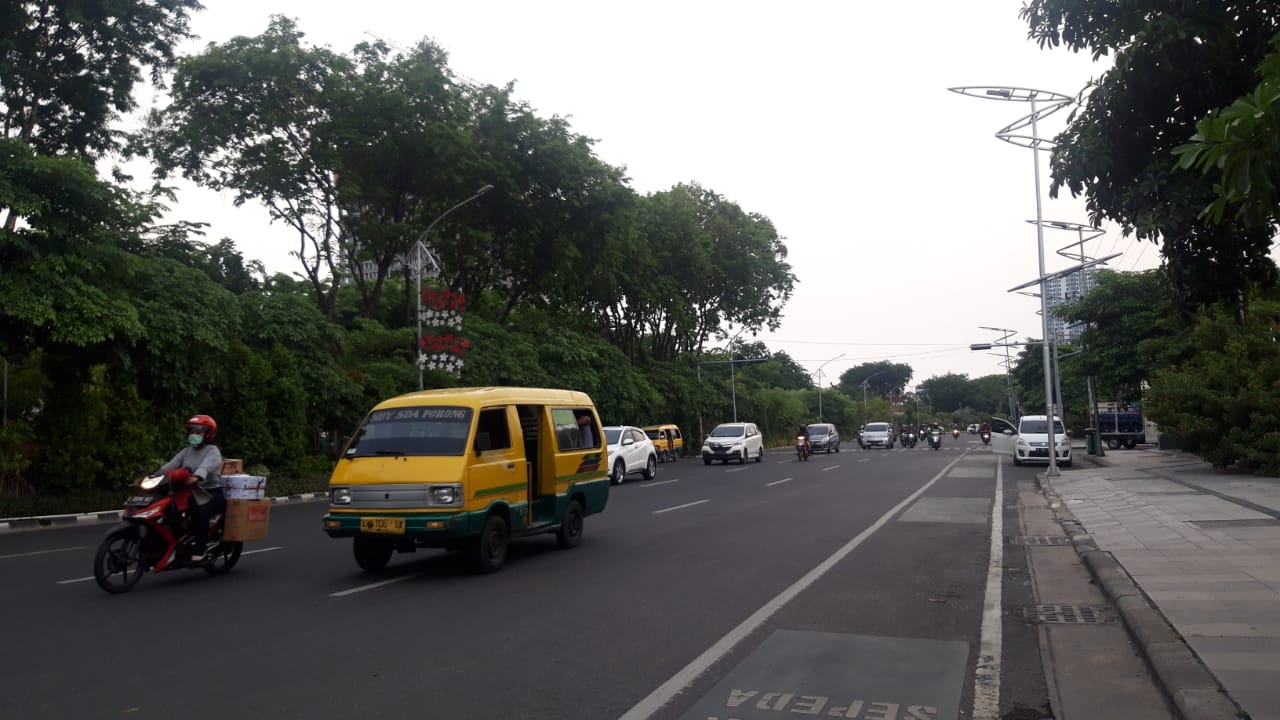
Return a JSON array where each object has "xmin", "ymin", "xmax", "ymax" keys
[
  {"xmin": 472, "ymin": 513, "xmax": 510, "ymax": 574},
  {"xmin": 353, "ymin": 536, "xmax": 394, "ymax": 572}
]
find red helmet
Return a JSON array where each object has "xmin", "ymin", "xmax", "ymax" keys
[{"xmin": 186, "ymin": 414, "xmax": 218, "ymax": 440}]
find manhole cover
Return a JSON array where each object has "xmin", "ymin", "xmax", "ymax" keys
[
  {"xmin": 1009, "ymin": 535, "xmax": 1071, "ymax": 546},
  {"xmin": 1021, "ymin": 604, "xmax": 1105, "ymax": 624}
]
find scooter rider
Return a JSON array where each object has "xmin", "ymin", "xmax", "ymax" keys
[
  {"xmin": 155, "ymin": 414, "xmax": 224, "ymax": 562},
  {"xmin": 797, "ymin": 425, "xmax": 811, "ymax": 452}
]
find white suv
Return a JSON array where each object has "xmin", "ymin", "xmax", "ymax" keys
[
  {"xmin": 603, "ymin": 426, "xmax": 659, "ymax": 485},
  {"xmin": 701, "ymin": 422, "xmax": 765, "ymax": 465},
  {"xmin": 991, "ymin": 415, "xmax": 1072, "ymax": 467}
]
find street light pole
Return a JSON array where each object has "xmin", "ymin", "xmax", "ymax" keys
[
  {"xmin": 980, "ymin": 326, "xmax": 1019, "ymax": 419},
  {"xmin": 816, "ymin": 352, "xmax": 845, "ymax": 422},
  {"xmin": 412, "ymin": 184, "xmax": 493, "ymax": 390},
  {"xmin": 857, "ymin": 370, "xmax": 889, "ymax": 429},
  {"xmin": 1027, "ymin": 94, "xmax": 1062, "ymax": 477},
  {"xmin": 950, "ymin": 86, "xmax": 1077, "ymax": 477}
]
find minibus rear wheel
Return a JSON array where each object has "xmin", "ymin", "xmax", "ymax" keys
[
  {"xmin": 556, "ymin": 500, "xmax": 584, "ymax": 549},
  {"xmin": 353, "ymin": 536, "xmax": 394, "ymax": 572}
]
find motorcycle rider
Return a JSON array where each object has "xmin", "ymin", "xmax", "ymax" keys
[
  {"xmin": 796, "ymin": 425, "xmax": 811, "ymax": 455},
  {"xmin": 155, "ymin": 414, "xmax": 225, "ymax": 562}
]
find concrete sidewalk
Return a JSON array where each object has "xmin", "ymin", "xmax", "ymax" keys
[{"xmin": 1048, "ymin": 447, "xmax": 1280, "ymax": 720}]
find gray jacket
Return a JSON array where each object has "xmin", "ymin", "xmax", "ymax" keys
[{"xmin": 157, "ymin": 444, "xmax": 224, "ymax": 505}]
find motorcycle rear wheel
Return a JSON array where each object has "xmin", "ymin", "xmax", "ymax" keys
[
  {"xmin": 203, "ymin": 541, "xmax": 244, "ymax": 576},
  {"xmin": 94, "ymin": 526, "xmax": 146, "ymax": 594}
]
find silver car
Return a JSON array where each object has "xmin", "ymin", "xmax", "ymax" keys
[{"xmin": 859, "ymin": 422, "xmax": 895, "ymax": 449}]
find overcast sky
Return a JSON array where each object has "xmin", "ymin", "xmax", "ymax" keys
[{"xmin": 136, "ymin": 1, "xmax": 1262, "ymax": 389}]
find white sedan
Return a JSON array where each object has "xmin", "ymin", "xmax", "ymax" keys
[{"xmin": 603, "ymin": 425, "xmax": 659, "ymax": 485}]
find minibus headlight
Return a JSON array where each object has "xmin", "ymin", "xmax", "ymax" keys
[
  {"xmin": 331, "ymin": 487, "xmax": 352, "ymax": 505},
  {"xmin": 430, "ymin": 484, "xmax": 462, "ymax": 506}
]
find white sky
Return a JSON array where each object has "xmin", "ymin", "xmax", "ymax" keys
[{"xmin": 134, "ymin": 1, "xmax": 1270, "ymax": 388}]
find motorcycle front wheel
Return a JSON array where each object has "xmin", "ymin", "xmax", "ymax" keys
[
  {"xmin": 94, "ymin": 526, "xmax": 146, "ymax": 594},
  {"xmin": 204, "ymin": 541, "xmax": 244, "ymax": 576}
]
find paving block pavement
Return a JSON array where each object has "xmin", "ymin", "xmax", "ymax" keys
[{"xmin": 1046, "ymin": 447, "xmax": 1280, "ymax": 720}]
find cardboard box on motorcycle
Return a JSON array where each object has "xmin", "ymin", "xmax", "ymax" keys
[{"xmin": 222, "ymin": 469, "xmax": 270, "ymax": 542}]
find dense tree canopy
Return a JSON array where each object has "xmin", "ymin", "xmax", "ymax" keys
[{"xmin": 1021, "ymin": 0, "xmax": 1280, "ymax": 308}]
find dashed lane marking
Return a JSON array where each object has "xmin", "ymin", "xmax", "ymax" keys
[
  {"xmin": 765, "ymin": 478, "xmax": 793, "ymax": 487},
  {"xmin": 653, "ymin": 499, "xmax": 710, "ymax": 515},
  {"xmin": 1, "ymin": 546, "xmax": 87, "ymax": 560}
]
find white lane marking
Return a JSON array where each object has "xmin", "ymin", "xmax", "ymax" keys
[
  {"xmin": 330, "ymin": 572, "xmax": 423, "ymax": 597},
  {"xmin": 652, "ymin": 499, "xmax": 709, "ymax": 515},
  {"xmin": 1, "ymin": 545, "xmax": 87, "ymax": 560},
  {"xmin": 243, "ymin": 546, "xmax": 284, "ymax": 556},
  {"xmin": 725, "ymin": 467, "xmax": 749, "ymax": 473},
  {"xmin": 858, "ymin": 458, "xmax": 871, "ymax": 463},
  {"xmin": 775, "ymin": 459, "xmax": 790, "ymax": 464},
  {"xmin": 972, "ymin": 458, "xmax": 1004, "ymax": 719},
  {"xmin": 639, "ymin": 479, "xmax": 680, "ymax": 488},
  {"xmin": 822, "ymin": 465, "xmax": 840, "ymax": 472},
  {"xmin": 618, "ymin": 450, "xmax": 974, "ymax": 720},
  {"xmin": 765, "ymin": 478, "xmax": 792, "ymax": 487},
  {"xmin": 55, "ymin": 546, "xmax": 283, "ymax": 585}
]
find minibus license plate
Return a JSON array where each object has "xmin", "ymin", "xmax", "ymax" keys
[{"xmin": 361, "ymin": 517, "xmax": 405, "ymax": 534}]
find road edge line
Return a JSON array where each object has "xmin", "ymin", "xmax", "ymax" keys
[{"xmin": 971, "ymin": 456, "xmax": 1003, "ymax": 718}]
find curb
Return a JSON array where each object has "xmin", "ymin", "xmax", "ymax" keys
[
  {"xmin": 0, "ymin": 492, "xmax": 330, "ymax": 535},
  {"xmin": 1039, "ymin": 476, "xmax": 1247, "ymax": 720}
]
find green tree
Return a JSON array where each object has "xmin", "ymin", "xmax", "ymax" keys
[
  {"xmin": 140, "ymin": 16, "xmax": 353, "ymax": 317},
  {"xmin": 838, "ymin": 361, "xmax": 913, "ymax": 397},
  {"xmin": 1021, "ymin": 0, "xmax": 1280, "ymax": 308},
  {"xmin": 1055, "ymin": 269, "xmax": 1183, "ymax": 402},
  {"xmin": 1144, "ymin": 296, "xmax": 1280, "ymax": 474},
  {"xmin": 0, "ymin": 0, "xmax": 201, "ymax": 158},
  {"xmin": 601, "ymin": 184, "xmax": 795, "ymax": 360},
  {"xmin": 1174, "ymin": 33, "xmax": 1280, "ymax": 230}
]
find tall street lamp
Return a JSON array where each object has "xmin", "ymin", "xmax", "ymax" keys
[
  {"xmin": 950, "ymin": 85, "xmax": 1075, "ymax": 477},
  {"xmin": 409, "ymin": 184, "xmax": 493, "ymax": 390},
  {"xmin": 857, "ymin": 370, "xmax": 889, "ymax": 429},
  {"xmin": 816, "ymin": 352, "xmax": 845, "ymax": 422},
  {"xmin": 980, "ymin": 326, "xmax": 1020, "ymax": 419}
]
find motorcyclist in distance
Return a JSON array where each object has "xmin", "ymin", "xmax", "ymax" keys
[{"xmin": 155, "ymin": 414, "xmax": 225, "ymax": 562}]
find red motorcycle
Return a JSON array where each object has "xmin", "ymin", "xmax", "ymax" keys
[
  {"xmin": 981, "ymin": 431, "xmax": 991, "ymax": 445},
  {"xmin": 796, "ymin": 436, "xmax": 810, "ymax": 462},
  {"xmin": 93, "ymin": 469, "xmax": 243, "ymax": 594}
]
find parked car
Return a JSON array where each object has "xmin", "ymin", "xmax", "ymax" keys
[
  {"xmin": 701, "ymin": 422, "xmax": 765, "ymax": 465},
  {"xmin": 859, "ymin": 422, "xmax": 895, "ymax": 449},
  {"xmin": 967, "ymin": 423, "xmax": 979, "ymax": 434},
  {"xmin": 806, "ymin": 423, "xmax": 840, "ymax": 453},
  {"xmin": 603, "ymin": 425, "xmax": 659, "ymax": 484},
  {"xmin": 990, "ymin": 415, "xmax": 1072, "ymax": 467}
]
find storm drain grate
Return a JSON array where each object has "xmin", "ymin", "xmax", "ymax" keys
[
  {"xmin": 1021, "ymin": 604, "xmax": 1106, "ymax": 624},
  {"xmin": 1009, "ymin": 535, "xmax": 1072, "ymax": 546}
]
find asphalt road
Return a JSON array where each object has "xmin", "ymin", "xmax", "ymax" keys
[{"xmin": 0, "ymin": 436, "xmax": 1054, "ymax": 720}]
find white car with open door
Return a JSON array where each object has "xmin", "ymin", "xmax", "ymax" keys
[
  {"xmin": 990, "ymin": 415, "xmax": 1072, "ymax": 467},
  {"xmin": 603, "ymin": 425, "xmax": 658, "ymax": 485}
]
